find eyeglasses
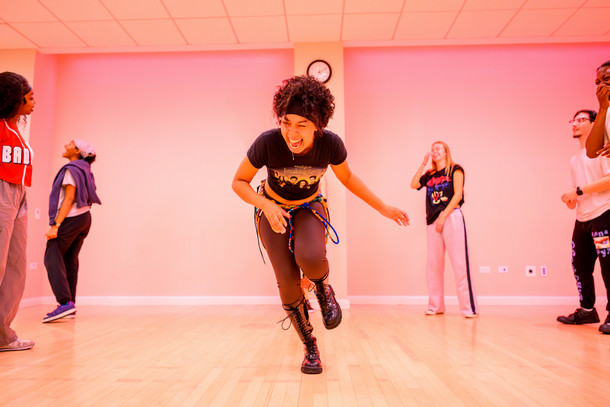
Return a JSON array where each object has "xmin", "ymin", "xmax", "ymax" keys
[{"xmin": 569, "ymin": 118, "xmax": 591, "ymax": 125}]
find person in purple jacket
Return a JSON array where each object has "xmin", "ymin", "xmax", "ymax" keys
[{"xmin": 43, "ymin": 139, "xmax": 101, "ymax": 323}]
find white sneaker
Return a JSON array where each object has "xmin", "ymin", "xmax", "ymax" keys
[
  {"xmin": 464, "ymin": 313, "xmax": 478, "ymax": 318},
  {"xmin": 425, "ymin": 310, "xmax": 444, "ymax": 315},
  {"xmin": 0, "ymin": 338, "xmax": 34, "ymax": 352}
]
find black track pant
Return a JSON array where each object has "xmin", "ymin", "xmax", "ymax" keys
[
  {"xmin": 44, "ymin": 211, "xmax": 92, "ymax": 305},
  {"xmin": 571, "ymin": 209, "xmax": 610, "ymax": 312},
  {"xmin": 259, "ymin": 201, "xmax": 329, "ymax": 306}
]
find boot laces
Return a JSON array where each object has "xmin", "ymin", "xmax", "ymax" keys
[
  {"xmin": 277, "ymin": 298, "xmax": 307, "ymax": 331},
  {"xmin": 304, "ymin": 340, "xmax": 319, "ymax": 359},
  {"xmin": 316, "ymin": 284, "xmax": 334, "ymax": 312}
]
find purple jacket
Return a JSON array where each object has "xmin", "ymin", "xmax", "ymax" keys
[{"xmin": 48, "ymin": 159, "xmax": 101, "ymax": 225}]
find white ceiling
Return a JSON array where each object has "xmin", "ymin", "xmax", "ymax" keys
[{"xmin": 0, "ymin": 0, "xmax": 609, "ymax": 54}]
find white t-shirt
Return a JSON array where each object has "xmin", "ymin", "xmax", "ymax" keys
[
  {"xmin": 606, "ymin": 108, "xmax": 610, "ymax": 148},
  {"xmin": 58, "ymin": 169, "xmax": 91, "ymax": 218}
]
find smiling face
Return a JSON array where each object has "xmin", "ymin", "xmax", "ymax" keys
[
  {"xmin": 280, "ymin": 114, "xmax": 317, "ymax": 155},
  {"xmin": 596, "ymin": 64, "xmax": 610, "ymax": 89},
  {"xmin": 430, "ymin": 143, "xmax": 447, "ymax": 163},
  {"xmin": 62, "ymin": 140, "xmax": 81, "ymax": 161}
]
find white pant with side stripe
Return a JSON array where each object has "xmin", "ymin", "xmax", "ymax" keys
[{"xmin": 425, "ymin": 208, "xmax": 478, "ymax": 316}]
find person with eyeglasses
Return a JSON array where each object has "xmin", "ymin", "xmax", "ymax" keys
[
  {"xmin": 586, "ymin": 60, "xmax": 610, "ymax": 158},
  {"xmin": 558, "ymin": 109, "xmax": 610, "ymax": 334}
]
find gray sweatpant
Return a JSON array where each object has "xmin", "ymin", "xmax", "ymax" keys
[{"xmin": 0, "ymin": 180, "xmax": 28, "ymax": 346}]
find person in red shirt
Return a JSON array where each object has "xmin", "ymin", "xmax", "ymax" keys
[{"xmin": 0, "ymin": 72, "xmax": 36, "ymax": 352}]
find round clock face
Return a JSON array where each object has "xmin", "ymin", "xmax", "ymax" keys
[{"xmin": 307, "ymin": 60, "xmax": 332, "ymax": 83}]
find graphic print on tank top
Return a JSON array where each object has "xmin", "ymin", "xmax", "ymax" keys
[{"xmin": 427, "ymin": 174, "xmax": 451, "ymax": 205}]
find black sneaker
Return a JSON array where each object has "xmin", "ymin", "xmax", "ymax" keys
[
  {"xmin": 557, "ymin": 308, "xmax": 600, "ymax": 324},
  {"xmin": 599, "ymin": 314, "xmax": 610, "ymax": 334}
]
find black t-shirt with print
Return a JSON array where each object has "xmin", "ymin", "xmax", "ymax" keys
[
  {"xmin": 247, "ymin": 128, "xmax": 348, "ymax": 201},
  {"xmin": 418, "ymin": 164, "xmax": 465, "ymax": 225}
]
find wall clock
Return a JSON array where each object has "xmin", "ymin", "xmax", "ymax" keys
[{"xmin": 307, "ymin": 59, "xmax": 332, "ymax": 83}]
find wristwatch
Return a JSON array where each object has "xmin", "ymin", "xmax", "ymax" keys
[{"xmin": 576, "ymin": 186, "xmax": 583, "ymax": 196}]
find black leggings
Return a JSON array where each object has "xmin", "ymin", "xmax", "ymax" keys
[
  {"xmin": 259, "ymin": 200, "xmax": 329, "ymax": 306},
  {"xmin": 572, "ymin": 209, "xmax": 610, "ymax": 312}
]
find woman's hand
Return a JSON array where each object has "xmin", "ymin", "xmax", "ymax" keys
[
  {"xmin": 435, "ymin": 213, "xmax": 447, "ymax": 233},
  {"xmin": 597, "ymin": 84, "xmax": 610, "ymax": 110},
  {"xmin": 45, "ymin": 225, "xmax": 59, "ymax": 240},
  {"xmin": 422, "ymin": 152, "xmax": 431, "ymax": 166},
  {"xmin": 262, "ymin": 200, "xmax": 291, "ymax": 234},
  {"xmin": 380, "ymin": 204, "xmax": 410, "ymax": 226}
]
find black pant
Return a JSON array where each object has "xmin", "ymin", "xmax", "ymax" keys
[
  {"xmin": 44, "ymin": 211, "xmax": 92, "ymax": 305},
  {"xmin": 259, "ymin": 201, "xmax": 329, "ymax": 306},
  {"xmin": 572, "ymin": 209, "xmax": 610, "ymax": 312}
]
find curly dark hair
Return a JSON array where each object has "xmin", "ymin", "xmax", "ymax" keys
[
  {"xmin": 0, "ymin": 72, "xmax": 31, "ymax": 120},
  {"xmin": 272, "ymin": 75, "xmax": 335, "ymax": 136}
]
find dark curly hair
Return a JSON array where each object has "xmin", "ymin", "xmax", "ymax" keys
[
  {"xmin": 272, "ymin": 75, "xmax": 335, "ymax": 136},
  {"xmin": 0, "ymin": 72, "xmax": 31, "ymax": 120}
]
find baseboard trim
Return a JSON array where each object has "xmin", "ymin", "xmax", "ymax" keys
[
  {"xmin": 348, "ymin": 295, "xmax": 600, "ymax": 306},
  {"xmin": 21, "ymin": 295, "xmax": 600, "ymax": 308},
  {"xmin": 21, "ymin": 296, "xmax": 352, "ymax": 308}
]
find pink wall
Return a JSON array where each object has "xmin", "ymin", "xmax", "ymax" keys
[
  {"xmin": 31, "ymin": 50, "xmax": 294, "ymax": 298},
  {"xmin": 24, "ymin": 53, "xmax": 59, "ymax": 299},
  {"xmin": 21, "ymin": 43, "xmax": 610, "ymax": 302},
  {"xmin": 344, "ymin": 43, "xmax": 609, "ymax": 297}
]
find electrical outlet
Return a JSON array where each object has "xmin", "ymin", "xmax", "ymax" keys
[
  {"xmin": 525, "ymin": 265, "xmax": 536, "ymax": 277},
  {"xmin": 480, "ymin": 266, "xmax": 490, "ymax": 273},
  {"xmin": 498, "ymin": 266, "xmax": 508, "ymax": 273},
  {"xmin": 540, "ymin": 266, "xmax": 547, "ymax": 276}
]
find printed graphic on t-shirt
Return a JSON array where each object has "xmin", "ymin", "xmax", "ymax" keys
[
  {"xmin": 271, "ymin": 165, "xmax": 326, "ymax": 193},
  {"xmin": 427, "ymin": 175, "xmax": 451, "ymax": 205},
  {"xmin": 1, "ymin": 145, "xmax": 31, "ymax": 165}
]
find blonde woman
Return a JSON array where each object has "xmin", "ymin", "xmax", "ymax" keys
[{"xmin": 411, "ymin": 141, "xmax": 478, "ymax": 318}]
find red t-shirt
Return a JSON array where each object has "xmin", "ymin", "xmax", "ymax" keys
[{"xmin": 0, "ymin": 120, "xmax": 33, "ymax": 187}]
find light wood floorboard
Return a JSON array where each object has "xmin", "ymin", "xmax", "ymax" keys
[{"xmin": 1, "ymin": 304, "xmax": 609, "ymax": 406}]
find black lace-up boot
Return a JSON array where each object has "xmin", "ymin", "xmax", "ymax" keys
[
  {"xmin": 312, "ymin": 277, "xmax": 342, "ymax": 330},
  {"xmin": 282, "ymin": 299, "xmax": 322, "ymax": 374}
]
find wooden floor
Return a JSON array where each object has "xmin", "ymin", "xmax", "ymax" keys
[{"xmin": 1, "ymin": 304, "xmax": 609, "ymax": 407}]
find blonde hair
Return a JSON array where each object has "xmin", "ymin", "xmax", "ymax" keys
[{"xmin": 428, "ymin": 141, "xmax": 456, "ymax": 178}]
